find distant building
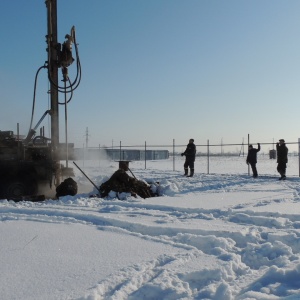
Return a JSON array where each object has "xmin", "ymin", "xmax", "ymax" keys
[{"xmin": 74, "ymin": 148, "xmax": 169, "ymax": 161}]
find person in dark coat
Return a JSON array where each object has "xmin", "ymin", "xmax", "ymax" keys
[
  {"xmin": 181, "ymin": 139, "xmax": 196, "ymax": 177},
  {"xmin": 246, "ymin": 143, "xmax": 260, "ymax": 178},
  {"xmin": 276, "ymin": 139, "xmax": 288, "ymax": 180}
]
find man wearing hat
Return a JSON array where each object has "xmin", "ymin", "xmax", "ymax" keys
[
  {"xmin": 181, "ymin": 138, "xmax": 196, "ymax": 177},
  {"xmin": 246, "ymin": 143, "xmax": 261, "ymax": 178},
  {"xmin": 276, "ymin": 139, "xmax": 288, "ymax": 180}
]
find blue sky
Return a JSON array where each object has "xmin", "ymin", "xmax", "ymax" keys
[{"xmin": 1, "ymin": 1, "xmax": 300, "ymax": 152}]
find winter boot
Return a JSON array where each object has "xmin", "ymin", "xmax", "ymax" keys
[
  {"xmin": 279, "ymin": 175, "xmax": 286, "ymax": 180},
  {"xmin": 188, "ymin": 169, "xmax": 194, "ymax": 177},
  {"xmin": 279, "ymin": 171, "xmax": 286, "ymax": 180},
  {"xmin": 184, "ymin": 168, "xmax": 188, "ymax": 176}
]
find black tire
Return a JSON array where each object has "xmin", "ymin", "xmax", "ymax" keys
[
  {"xmin": 4, "ymin": 175, "xmax": 38, "ymax": 199},
  {"xmin": 5, "ymin": 180, "xmax": 28, "ymax": 198}
]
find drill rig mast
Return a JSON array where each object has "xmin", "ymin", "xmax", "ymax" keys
[
  {"xmin": 46, "ymin": 0, "xmax": 60, "ymax": 183},
  {"xmin": 45, "ymin": 0, "xmax": 81, "ymax": 187}
]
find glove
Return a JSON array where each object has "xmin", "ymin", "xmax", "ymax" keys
[{"xmin": 181, "ymin": 153, "xmax": 184, "ymax": 156}]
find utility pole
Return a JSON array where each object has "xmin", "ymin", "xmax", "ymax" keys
[
  {"xmin": 221, "ymin": 138, "xmax": 223, "ymax": 155},
  {"xmin": 85, "ymin": 127, "xmax": 90, "ymax": 149}
]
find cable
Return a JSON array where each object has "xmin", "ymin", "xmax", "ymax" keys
[
  {"xmin": 58, "ymin": 78, "xmax": 73, "ymax": 105},
  {"xmin": 28, "ymin": 64, "xmax": 47, "ymax": 135},
  {"xmin": 28, "ymin": 25, "xmax": 81, "ymax": 141}
]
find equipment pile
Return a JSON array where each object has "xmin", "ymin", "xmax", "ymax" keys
[{"xmin": 99, "ymin": 169, "xmax": 154, "ymax": 199}]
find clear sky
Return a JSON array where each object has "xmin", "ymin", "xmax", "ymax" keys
[{"xmin": 1, "ymin": 1, "xmax": 300, "ymax": 152}]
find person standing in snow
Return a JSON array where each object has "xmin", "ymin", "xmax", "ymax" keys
[
  {"xmin": 276, "ymin": 139, "xmax": 288, "ymax": 180},
  {"xmin": 246, "ymin": 143, "xmax": 260, "ymax": 178},
  {"xmin": 181, "ymin": 139, "xmax": 196, "ymax": 177}
]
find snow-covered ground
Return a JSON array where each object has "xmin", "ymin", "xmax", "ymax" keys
[{"xmin": 1, "ymin": 155, "xmax": 300, "ymax": 300}]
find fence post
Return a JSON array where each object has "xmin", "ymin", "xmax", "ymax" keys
[
  {"xmin": 298, "ymin": 138, "xmax": 300, "ymax": 177},
  {"xmin": 247, "ymin": 134, "xmax": 250, "ymax": 175},
  {"xmin": 173, "ymin": 139, "xmax": 175, "ymax": 171},
  {"xmin": 207, "ymin": 139, "xmax": 210, "ymax": 174},
  {"xmin": 99, "ymin": 144, "xmax": 101, "ymax": 167},
  {"xmin": 82, "ymin": 143, "xmax": 85, "ymax": 168},
  {"xmin": 145, "ymin": 141, "xmax": 147, "ymax": 169}
]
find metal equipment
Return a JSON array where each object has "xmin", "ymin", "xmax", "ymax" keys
[{"xmin": 0, "ymin": 0, "xmax": 81, "ymax": 200}]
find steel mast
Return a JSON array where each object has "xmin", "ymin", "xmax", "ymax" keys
[{"xmin": 45, "ymin": 0, "xmax": 60, "ymax": 184}]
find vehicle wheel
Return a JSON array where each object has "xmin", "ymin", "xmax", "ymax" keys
[{"xmin": 5, "ymin": 180, "xmax": 28, "ymax": 198}]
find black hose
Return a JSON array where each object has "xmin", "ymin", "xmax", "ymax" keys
[
  {"xmin": 47, "ymin": 32, "xmax": 81, "ymax": 94},
  {"xmin": 28, "ymin": 64, "xmax": 47, "ymax": 135}
]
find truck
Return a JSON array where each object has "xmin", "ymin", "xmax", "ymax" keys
[
  {"xmin": 0, "ymin": 130, "xmax": 75, "ymax": 200},
  {"xmin": 0, "ymin": 0, "xmax": 81, "ymax": 200}
]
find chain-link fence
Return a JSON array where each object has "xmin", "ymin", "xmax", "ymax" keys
[{"xmin": 74, "ymin": 139, "xmax": 300, "ymax": 177}]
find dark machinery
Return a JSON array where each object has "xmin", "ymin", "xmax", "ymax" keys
[{"xmin": 0, "ymin": 0, "xmax": 81, "ymax": 200}]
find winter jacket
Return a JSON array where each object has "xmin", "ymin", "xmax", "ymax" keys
[
  {"xmin": 183, "ymin": 143, "xmax": 196, "ymax": 162},
  {"xmin": 246, "ymin": 144, "xmax": 260, "ymax": 164},
  {"xmin": 276, "ymin": 143, "xmax": 288, "ymax": 163}
]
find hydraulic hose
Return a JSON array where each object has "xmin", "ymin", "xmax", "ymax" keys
[{"xmin": 28, "ymin": 64, "xmax": 47, "ymax": 135}]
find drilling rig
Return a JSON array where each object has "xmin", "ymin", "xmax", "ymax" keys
[{"xmin": 0, "ymin": 0, "xmax": 81, "ymax": 200}]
